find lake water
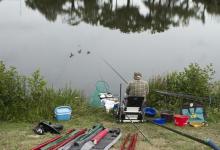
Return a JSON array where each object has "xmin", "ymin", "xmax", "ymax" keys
[{"xmin": 0, "ymin": 0, "xmax": 220, "ymax": 95}]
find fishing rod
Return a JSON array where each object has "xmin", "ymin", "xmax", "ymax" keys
[
  {"xmin": 102, "ymin": 58, "xmax": 128, "ymax": 84},
  {"xmin": 147, "ymin": 120, "xmax": 220, "ymax": 150},
  {"xmin": 154, "ymin": 90, "xmax": 208, "ymax": 101}
]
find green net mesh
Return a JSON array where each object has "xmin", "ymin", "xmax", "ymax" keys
[{"xmin": 90, "ymin": 80, "xmax": 110, "ymax": 107}]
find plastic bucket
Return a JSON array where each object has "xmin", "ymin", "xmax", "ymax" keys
[
  {"xmin": 144, "ymin": 107, "xmax": 157, "ymax": 117},
  {"xmin": 174, "ymin": 114, "xmax": 189, "ymax": 127},
  {"xmin": 54, "ymin": 106, "xmax": 72, "ymax": 121},
  {"xmin": 160, "ymin": 111, "xmax": 174, "ymax": 122}
]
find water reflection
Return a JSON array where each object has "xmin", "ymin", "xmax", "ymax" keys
[{"xmin": 25, "ymin": 0, "xmax": 220, "ymax": 33}]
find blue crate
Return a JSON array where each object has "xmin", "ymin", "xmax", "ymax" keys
[{"xmin": 54, "ymin": 106, "xmax": 72, "ymax": 121}]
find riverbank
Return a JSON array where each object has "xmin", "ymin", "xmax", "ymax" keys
[
  {"xmin": 1, "ymin": 111, "xmax": 220, "ymax": 150},
  {"xmin": 0, "ymin": 61, "xmax": 220, "ymax": 149}
]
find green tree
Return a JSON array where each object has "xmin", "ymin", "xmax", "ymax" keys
[{"xmin": 177, "ymin": 63, "xmax": 215, "ymax": 97}]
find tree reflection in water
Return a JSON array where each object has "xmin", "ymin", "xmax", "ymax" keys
[{"xmin": 25, "ymin": 0, "xmax": 220, "ymax": 33}]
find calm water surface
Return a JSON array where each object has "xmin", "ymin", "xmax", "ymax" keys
[{"xmin": 0, "ymin": 0, "xmax": 220, "ymax": 95}]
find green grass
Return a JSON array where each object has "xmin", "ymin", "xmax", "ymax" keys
[{"xmin": 0, "ymin": 110, "xmax": 220, "ymax": 150}]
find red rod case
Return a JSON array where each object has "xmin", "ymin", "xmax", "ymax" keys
[
  {"xmin": 91, "ymin": 128, "xmax": 109, "ymax": 144},
  {"xmin": 120, "ymin": 134, "xmax": 130, "ymax": 150},
  {"xmin": 128, "ymin": 133, "xmax": 138, "ymax": 150},
  {"xmin": 31, "ymin": 129, "xmax": 74, "ymax": 150},
  {"xmin": 31, "ymin": 136, "xmax": 62, "ymax": 150},
  {"xmin": 120, "ymin": 133, "xmax": 138, "ymax": 150}
]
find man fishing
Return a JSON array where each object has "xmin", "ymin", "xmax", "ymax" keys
[{"xmin": 126, "ymin": 72, "xmax": 149, "ymax": 103}]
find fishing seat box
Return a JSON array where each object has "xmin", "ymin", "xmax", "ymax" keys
[
  {"xmin": 54, "ymin": 106, "xmax": 72, "ymax": 121},
  {"xmin": 119, "ymin": 96, "xmax": 144, "ymax": 123}
]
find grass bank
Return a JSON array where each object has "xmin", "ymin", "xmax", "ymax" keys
[{"xmin": 0, "ymin": 110, "xmax": 220, "ymax": 150}]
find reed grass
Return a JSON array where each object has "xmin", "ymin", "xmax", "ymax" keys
[{"xmin": 0, "ymin": 61, "xmax": 88, "ymax": 122}]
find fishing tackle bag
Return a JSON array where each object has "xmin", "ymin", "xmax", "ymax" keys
[{"xmin": 180, "ymin": 102, "xmax": 207, "ymax": 124}]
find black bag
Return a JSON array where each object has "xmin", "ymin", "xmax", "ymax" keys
[{"xmin": 33, "ymin": 121, "xmax": 63, "ymax": 135}]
